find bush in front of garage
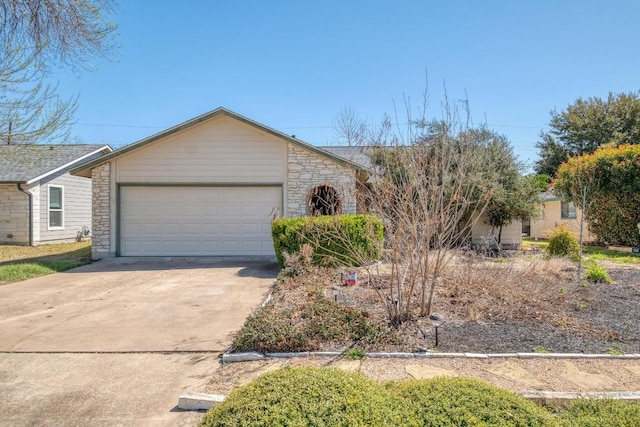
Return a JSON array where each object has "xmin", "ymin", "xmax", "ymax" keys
[{"xmin": 271, "ymin": 214, "xmax": 384, "ymax": 267}]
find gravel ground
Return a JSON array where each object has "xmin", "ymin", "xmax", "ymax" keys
[
  {"xmin": 313, "ymin": 256, "xmax": 639, "ymax": 354},
  {"xmin": 209, "ymin": 257, "xmax": 640, "ymax": 398}
]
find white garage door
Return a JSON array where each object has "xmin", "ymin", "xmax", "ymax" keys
[{"xmin": 120, "ymin": 186, "xmax": 281, "ymax": 256}]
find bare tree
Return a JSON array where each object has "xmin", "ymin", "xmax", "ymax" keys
[
  {"xmin": 332, "ymin": 105, "xmax": 368, "ymax": 146},
  {"xmin": 0, "ymin": 0, "xmax": 117, "ymax": 144},
  {"xmin": 313, "ymin": 91, "xmax": 507, "ymax": 325},
  {"xmin": 360, "ymin": 115, "xmax": 501, "ymax": 323}
]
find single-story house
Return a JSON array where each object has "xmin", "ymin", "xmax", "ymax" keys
[
  {"xmin": 529, "ymin": 191, "xmax": 594, "ymax": 242},
  {"xmin": 71, "ymin": 108, "xmax": 368, "ymax": 259},
  {"xmin": 72, "ymin": 108, "xmax": 523, "ymax": 259},
  {"xmin": 0, "ymin": 144, "xmax": 112, "ymax": 245}
]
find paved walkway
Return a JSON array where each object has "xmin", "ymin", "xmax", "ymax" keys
[{"xmin": 205, "ymin": 355, "xmax": 640, "ymax": 398}]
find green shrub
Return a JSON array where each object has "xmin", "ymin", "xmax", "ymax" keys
[
  {"xmin": 199, "ymin": 367, "xmax": 411, "ymax": 427},
  {"xmin": 231, "ymin": 306, "xmax": 311, "ymax": 352},
  {"xmin": 232, "ymin": 292, "xmax": 395, "ymax": 352},
  {"xmin": 271, "ymin": 214, "xmax": 384, "ymax": 267},
  {"xmin": 343, "ymin": 348, "xmax": 366, "ymax": 360},
  {"xmin": 556, "ymin": 399, "xmax": 640, "ymax": 427},
  {"xmin": 547, "ymin": 225, "xmax": 580, "ymax": 258},
  {"xmin": 584, "ymin": 260, "xmax": 613, "ymax": 283},
  {"xmin": 386, "ymin": 377, "xmax": 557, "ymax": 427}
]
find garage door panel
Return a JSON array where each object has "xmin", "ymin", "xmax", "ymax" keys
[{"xmin": 120, "ymin": 186, "xmax": 280, "ymax": 256}]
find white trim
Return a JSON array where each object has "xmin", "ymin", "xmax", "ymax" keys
[
  {"xmin": 26, "ymin": 146, "xmax": 112, "ymax": 185},
  {"xmin": 48, "ymin": 184, "xmax": 65, "ymax": 230}
]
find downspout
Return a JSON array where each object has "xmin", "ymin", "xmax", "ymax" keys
[{"xmin": 17, "ymin": 184, "xmax": 34, "ymax": 246}]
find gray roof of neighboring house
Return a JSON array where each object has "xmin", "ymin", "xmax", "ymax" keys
[
  {"xmin": 318, "ymin": 146, "xmax": 373, "ymax": 169},
  {"xmin": 0, "ymin": 144, "xmax": 112, "ymax": 184},
  {"xmin": 540, "ymin": 190, "xmax": 561, "ymax": 202}
]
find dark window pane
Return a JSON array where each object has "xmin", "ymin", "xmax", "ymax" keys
[
  {"xmin": 50, "ymin": 211, "xmax": 63, "ymax": 227},
  {"xmin": 49, "ymin": 187, "xmax": 62, "ymax": 209}
]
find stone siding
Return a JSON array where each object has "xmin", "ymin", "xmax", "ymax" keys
[
  {"xmin": 91, "ymin": 163, "xmax": 112, "ymax": 258},
  {"xmin": 287, "ymin": 144, "xmax": 356, "ymax": 217},
  {"xmin": 0, "ymin": 184, "xmax": 30, "ymax": 244}
]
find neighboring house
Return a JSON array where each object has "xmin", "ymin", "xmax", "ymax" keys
[
  {"xmin": 71, "ymin": 108, "xmax": 368, "ymax": 259},
  {"xmin": 529, "ymin": 191, "xmax": 594, "ymax": 242},
  {"xmin": 0, "ymin": 144, "xmax": 113, "ymax": 245},
  {"xmin": 321, "ymin": 146, "xmax": 523, "ymax": 250}
]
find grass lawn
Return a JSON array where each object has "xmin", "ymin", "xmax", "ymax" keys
[
  {"xmin": 583, "ymin": 246, "xmax": 640, "ymax": 264},
  {"xmin": 522, "ymin": 237, "xmax": 640, "ymax": 264},
  {"xmin": 0, "ymin": 241, "xmax": 92, "ymax": 285},
  {"xmin": 522, "ymin": 237, "xmax": 550, "ymax": 250}
]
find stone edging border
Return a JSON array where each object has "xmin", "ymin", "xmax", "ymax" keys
[
  {"xmin": 177, "ymin": 390, "xmax": 640, "ymax": 412},
  {"xmin": 221, "ymin": 351, "xmax": 640, "ymax": 363},
  {"xmin": 178, "ymin": 352, "xmax": 640, "ymax": 411}
]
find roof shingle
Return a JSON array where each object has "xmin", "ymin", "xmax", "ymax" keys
[{"xmin": 0, "ymin": 144, "xmax": 109, "ymax": 183}]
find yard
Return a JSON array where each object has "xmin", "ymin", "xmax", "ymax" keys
[
  {"xmin": 0, "ymin": 241, "xmax": 92, "ymax": 285},
  {"xmin": 232, "ymin": 248, "xmax": 640, "ymax": 355}
]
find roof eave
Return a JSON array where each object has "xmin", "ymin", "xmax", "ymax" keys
[{"xmin": 27, "ymin": 145, "xmax": 113, "ymax": 184}]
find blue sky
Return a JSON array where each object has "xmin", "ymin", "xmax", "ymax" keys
[{"xmin": 57, "ymin": 0, "xmax": 640, "ymax": 170}]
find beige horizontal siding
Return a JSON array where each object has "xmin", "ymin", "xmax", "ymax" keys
[
  {"xmin": 529, "ymin": 201, "xmax": 594, "ymax": 241},
  {"xmin": 116, "ymin": 115, "xmax": 286, "ymax": 183},
  {"xmin": 472, "ymin": 212, "xmax": 522, "ymax": 249}
]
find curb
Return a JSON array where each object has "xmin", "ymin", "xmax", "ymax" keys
[
  {"xmin": 178, "ymin": 392, "xmax": 225, "ymax": 411},
  {"xmin": 177, "ymin": 390, "xmax": 640, "ymax": 412},
  {"xmin": 222, "ymin": 351, "xmax": 640, "ymax": 363}
]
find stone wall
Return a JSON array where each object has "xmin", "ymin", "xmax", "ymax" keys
[
  {"xmin": 91, "ymin": 163, "xmax": 112, "ymax": 258},
  {"xmin": 286, "ymin": 144, "xmax": 357, "ymax": 217},
  {"xmin": 0, "ymin": 184, "xmax": 30, "ymax": 244}
]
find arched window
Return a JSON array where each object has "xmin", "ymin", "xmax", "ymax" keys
[{"xmin": 308, "ymin": 185, "xmax": 341, "ymax": 216}]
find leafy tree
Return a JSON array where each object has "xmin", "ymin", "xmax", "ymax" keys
[
  {"xmin": 479, "ymin": 130, "xmax": 541, "ymax": 243},
  {"xmin": 535, "ymin": 92, "xmax": 640, "ymax": 176},
  {"xmin": 528, "ymin": 173, "xmax": 551, "ymax": 193},
  {"xmin": 554, "ymin": 144, "xmax": 640, "ymax": 247},
  {"xmin": 0, "ymin": 0, "xmax": 117, "ymax": 144}
]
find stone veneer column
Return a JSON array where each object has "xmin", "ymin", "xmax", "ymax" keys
[
  {"xmin": 286, "ymin": 144, "xmax": 356, "ymax": 217},
  {"xmin": 91, "ymin": 163, "xmax": 112, "ymax": 258}
]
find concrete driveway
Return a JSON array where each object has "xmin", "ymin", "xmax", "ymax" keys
[{"xmin": 0, "ymin": 257, "xmax": 278, "ymax": 426}]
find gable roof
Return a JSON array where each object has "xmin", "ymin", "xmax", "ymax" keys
[
  {"xmin": 319, "ymin": 146, "xmax": 373, "ymax": 169},
  {"xmin": 70, "ymin": 107, "xmax": 368, "ymax": 177},
  {"xmin": 0, "ymin": 144, "xmax": 112, "ymax": 184}
]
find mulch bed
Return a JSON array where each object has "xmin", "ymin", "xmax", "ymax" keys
[{"xmin": 276, "ymin": 255, "xmax": 640, "ymax": 354}]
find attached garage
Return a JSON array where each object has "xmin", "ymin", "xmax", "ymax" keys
[
  {"xmin": 71, "ymin": 108, "xmax": 364, "ymax": 259},
  {"xmin": 120, "ymin": 186, "xmax": 281, "ymax": 256}
]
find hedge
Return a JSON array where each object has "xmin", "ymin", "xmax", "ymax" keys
[
  {"xmin": 271, "ymin": 214, "xmax": 384, "ymax": 267},
  {"xmin": 200, "ymin": 367, "xmax": 410, "ymax": 427},
  {"xmin": 386, "ymin": 377, "xmax": 556, "ymax": 426}
]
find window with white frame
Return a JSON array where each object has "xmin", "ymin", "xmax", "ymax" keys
[
  {"xmin": 561, "ymin": 201, "xmax": 576, "ymax": 219},
  {"xmin": 48, "ymin": 185, "xmax": 64, "ymax": 229}
]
